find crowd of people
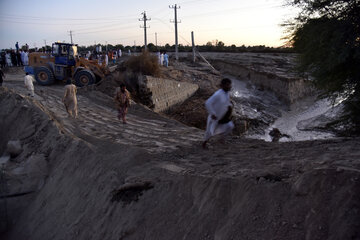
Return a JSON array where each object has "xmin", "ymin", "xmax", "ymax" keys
[
  {"xmin": 82, "ymin": 49, "xmax": 126, "ymax": 66},
  {"xmin": 81, "ymin": 48, "xmax": 171, "ymax": 68},
  {"xmin": 156, "ymin": 51, "xmax": 169, "ymax": 67},
  {"xmin": 0, "ymin": 42, "xmax": 29, "ymax": 68}
]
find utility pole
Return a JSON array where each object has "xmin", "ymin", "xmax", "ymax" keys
[
  {"xmin": 170, "ymin": 4, "xmax": 180, "ymax": 61},
  {"xmin": 44, "ymin": 39, "xmax": 47, "ymax": 52},
  {"xmin": 191, "ymin": 31, "xmax": 195, "ymax": 63},
  {"xmin": 68, "ymin": 30, "xmax": 73, "ymax": 44},
  {"xmin": 139, "ymin": 11, "xmax": 151, "ymax": 51},
  {"xmin": 155, "ymin": 32, "xmax": 157, "ymax": 48}
]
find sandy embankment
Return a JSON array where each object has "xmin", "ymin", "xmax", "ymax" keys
[{"xmin": 0, "ymin": 62, "xmax": 359, "ymax": 240}]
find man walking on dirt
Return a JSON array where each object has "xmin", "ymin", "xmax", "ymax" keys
[
  {"xmin": 24, "ymin": 72, "xmax": 35, "ymax": 97},
  {"xmin": 202, "ymin": 78, "xmax": 234, "ymax": 149},
  {"xmin": 114, "ymin": 83, "xmax": 131, "ymax": 124},
  {"xmin": 62, "ymin": 79, "xmax": 78, "ymax": 118}
]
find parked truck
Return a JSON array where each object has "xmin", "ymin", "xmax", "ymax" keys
[{"xmin": 24, "ymin": 42, "xmax": 109, "ymax": 87}]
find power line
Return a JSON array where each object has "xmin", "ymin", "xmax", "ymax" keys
[
  {"xmin": 181, "ymin": 3, "xmax": 282, "ymax": 19},
  {"xmin": 75, "ymin": 25, "xmax": 138, "ymax": 35},
  {"xmin": 0, "ymin": 13, "xmax": 139, "ymax": 21},
  {"xmin": 75, "ymin": 23, "xmax": 139, "ymax": 34},
  {"xmin": 73, "ymin": 22, "xmax": 138, "ymax": 32},
  {"xmin": 0, "ymin": 19, "xmax": 131, "ymax": 26}
]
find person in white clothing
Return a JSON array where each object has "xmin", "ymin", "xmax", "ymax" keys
[
  {"xmin": 202, "ymin": 78, "xmax": 234, "ymax": 149},
  {"xmin": 23, "ymin": 51, "xmax": 29, "ymax": 65},
  {"xmin": 105, "ymin": 53, "xmax": 109, "ymax": 66},
  {"xmin": 6, "ymin": 52, "xmax": 12, "ymax": 67},
  {"xmin": 21, "ymin": 50, "xmax": 25, "ymax": 65},
  {"xmin": 160, "ymin": 52, "xmax": 164, "ymax": 66},
  {"xmin": 24, "ymin": 72, "xmax": 35, "ymax": 97},
  {"xmin": 163, "ymin": 52, "xmax": 169, "ymax": 67},
  {"xmin": 63, "ymin": 79, "xmax": 78, "ymax": 118}
]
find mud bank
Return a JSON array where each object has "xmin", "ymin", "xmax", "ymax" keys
[
  {"xmin": 1, "ymin": 88, "xmax": 360, "ymax": 240},
  {"xmin": 210, "ymin": 59, "xmax": 314, "ymax": 104},
  {"xmin": 192, "ymin": 52, "xmax": 314, "ymax": 104}
]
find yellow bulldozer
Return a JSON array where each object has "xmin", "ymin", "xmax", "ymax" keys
[{"xmin": 24, "ymin": 42, "xmax": 109, "ymax": 87}]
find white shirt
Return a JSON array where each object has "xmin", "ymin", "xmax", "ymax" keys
[
  {"xmin": 23, "ymin": 52, "xmax": 29, "ymax": 65},
  {"xmin": 105, "ymin": 54, "xmax": 109, "ymax": 65},
  {"xmin": 24, "ymin": 75, "xmax": 35, "ymax": 90},
  {"xmin": 21, "ymin": 51, "xmax": 25, "ymax": 62},
  {"xmin": 205, "ymin": 89, "xmax": 231, "ymax": 119}
]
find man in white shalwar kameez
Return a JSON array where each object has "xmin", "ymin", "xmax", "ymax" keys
[
  {"xmin": 23, "ymin": 51, "xmax": 29, "ymax": 65},
  {"xmin": 105, "ymin": 53, "xmax": 109, "ymax": 66},
  {"xmin": 24, "ymin": 72, "xmax": 35, "ymax": 97},
  {"xmin": 202, "ymin": 78, "xmax": 234, "ymax": 149}
]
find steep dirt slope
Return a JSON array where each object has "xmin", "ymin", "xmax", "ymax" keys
[{"xmin": 0, "ymin": 86, "xmax": 359, "ymax": 240}]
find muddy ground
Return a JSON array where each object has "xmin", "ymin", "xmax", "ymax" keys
[{"xmin": 0, "ymin": 63, "xmax": 360, "ymax": 240}]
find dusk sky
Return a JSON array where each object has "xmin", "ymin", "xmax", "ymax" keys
[{"xmin": 0, "ymin": 0, "xmax": 298, "ymax": 50}]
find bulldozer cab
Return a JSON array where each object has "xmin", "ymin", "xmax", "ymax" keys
[{"xmin": 52, "ymin": 43, "xmax": 78, "ymax": 66}]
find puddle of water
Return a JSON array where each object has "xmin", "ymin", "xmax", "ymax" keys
[{"xmin": 229, "ymin": 77, "xmax": 337, "ymax": 142}]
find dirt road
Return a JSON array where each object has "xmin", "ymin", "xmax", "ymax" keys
[{"xmin": 2, "ymin": 71, "xmax": 203, "ymax": 154}]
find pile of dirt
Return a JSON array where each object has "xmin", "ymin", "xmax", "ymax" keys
[
  {"xmin": 1, "ymin": 87, "xmax": 359, "ymax": 240},
  {"xmin": 164, "ymin": 88, "xmax": 212, "ymax": 130},
  {"xmin": 96, "ymin": 60, "xmax": 229, "ymax": 132}
]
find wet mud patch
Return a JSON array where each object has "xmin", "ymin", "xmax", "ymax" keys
[{"xmin": 111, "ymin": 181, "xmax": 154, "ymax": 205}]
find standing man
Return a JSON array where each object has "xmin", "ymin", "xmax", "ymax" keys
[
  {"xmin": 23, "ymin": 50, "xmax": 29, "ymax": 65},
  {"xmin": 6, "ymin": 51, "xmax": 12, "ymax": 67},
  {"xmin": 114, "ymin": 83, "xmax": 131, "ymax": 124},
  {"xmin": 21, "ymin": 50, "xmax": 26, "ymax": 65},
  {"xmin": 0, "ymin": 68, "xmax": 5, "ymax": 86},
  {"xmin": 160, "ymin": 51, "xmax": 164, "ymax": 66},
  {"xmin": 104, "ymin": 53, "xmax": 109, "ymax": 66},
  {"xmin": 163, "ymin": 51, "xmax": 169, "ymax": 67},
  {"xmin": 62, "ymin": 79, "xmax": 78, "ymax": 118},
  {"xmin": 15, "ymin": 42, "xmax": 19, "ymax": 52},
  {"xmin": 24, "ymin": 72, "xmax": 35, "ymax": 97},
  {"xmin": 16, "ymin": 50, "xmax": 22, "ymax": 66},
  {"xmin": 156, "ymin": 51, "xmax": 161, "ymax": 65},
  {"xmin": 113, "ymin": 50, "xmax": 117, "ymax": 64},
  {"xmin": 202, "ymin": 78, "xmax": 234, "ymax": 149},
  {"xmin": 0, "ymin": 52, "xmax": 5, "ymax": 68}
]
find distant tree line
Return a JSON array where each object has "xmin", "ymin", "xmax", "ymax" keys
[
  {"xmin": 77, "ymin": 42, "xmax": 294, "ymax": 54},
  {"xmin": 2, "ymin": 41, "xmax": 293, "ymax": 55}
]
